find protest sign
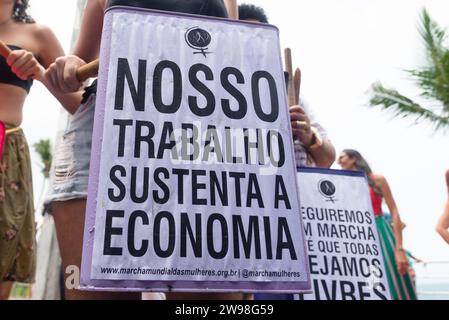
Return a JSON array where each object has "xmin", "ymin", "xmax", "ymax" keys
[
  {"xmin": 295, "ymin": 168, "xmax": 391, "ymax": 300},
  {"xmin": 80, "ymin": 6, "xmax": 310, "ymax": 292}
]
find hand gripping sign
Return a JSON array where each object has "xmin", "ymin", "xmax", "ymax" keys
[
  {"xmin": 295, "ymin": 168, "xmax": 391, "ymax": 300},
  {"xmin": 80, "ymin": 6, "xmax": 311, "ymax": 293}
]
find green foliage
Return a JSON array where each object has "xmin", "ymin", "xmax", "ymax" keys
[
  {"xmin": 33, "ymin": 139, "xmax": 52, "ymax": 179},
  {"xmin": 369, "ymin": 8, "xmax": 449, "ymax": 130}
]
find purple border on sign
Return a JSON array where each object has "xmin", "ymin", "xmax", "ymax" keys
[{"xmin": 80, "ymin": 6, "xmax": 311, "ymax": 293}]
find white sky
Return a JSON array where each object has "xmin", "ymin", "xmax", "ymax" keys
[{"xmin": 25, "ymin": 0, "xmax": 448, "ymax": 262}]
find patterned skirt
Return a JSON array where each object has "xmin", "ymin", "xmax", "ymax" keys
[
  {"xmin": 0, "ymin": 126, "xmax": 36, "ymax": 283},
  {"xmin": 376, "ymin": 216, "xmax": 417, "ymax": 300}
]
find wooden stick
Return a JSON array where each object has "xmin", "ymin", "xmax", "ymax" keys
[
  {"xmin": 76, "ymin": 59, "xmax": 99, "ymax": 82},
  {"xmin": 0, "ymin": 41, "xmax": 12, "ymax": 59},
  {"xmin": 294, "ymin": 68, "xmax": 302, "ymax": 105},
  {"xmin": 284, "ymin": 48, "xmax": 296, "ymax": 106},
  {"xmin": 225, "ymin": 0, "xmax": 239, "ymax": 20}
]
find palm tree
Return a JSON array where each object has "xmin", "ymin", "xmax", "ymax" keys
[
  {"xmin": 369, "ymin": 8, "xmax": 449, "ymax": 130},
  {"xmin": 33, "ymin": 139, "xmax": 52, "ymax": 210},
  {"xmin": 33, "ymin": 139, "xmax": 52, "ymax": 179}
]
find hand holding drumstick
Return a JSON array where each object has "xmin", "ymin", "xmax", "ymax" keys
[
  {"xmin": 0, "ymin": 41, "xmax": 86, "ymax": 114},
  {"xmin": 1, "ymin": 40, "xmax": 98, "ymax": 89},
  {"xmin": 284, "ymin": 48, "xmax": 314, "ymax": 146},
  {"xmin": 0, "ymin": 41, "xmax": 46, "ymax": 84},
  {"xmin": 45, "ymin": 55, "xmax": 99, "ymax": 93}
]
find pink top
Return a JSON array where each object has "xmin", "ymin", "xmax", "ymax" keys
[{"xmin": 0, "ymin": 121, "xmax": 5, "ymax": 161}]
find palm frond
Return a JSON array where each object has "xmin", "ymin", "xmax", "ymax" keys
[
  {"xmin": 368, "ymin": 9, "xmax": 449, "ymax": 130},
  {"xmin": 369, "ymin": 83, "xmax": 449, "ymax": 130},
  {"xmin": 418, "ymin": 8, "xmax": 446, "ymax": 61},
  {"xmin": 415, "ymin": 8, "xmax": 449, "ymax": 109},
  {"xmin": 407, "ymin": 65, "xmax": 449, "ymax": 110}
]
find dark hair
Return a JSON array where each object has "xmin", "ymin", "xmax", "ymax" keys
[
  {"xmin": 238, "ymin": 4, "xmax": 268, "ymax": 23},
  {"xmin": 12, "ymin": 0, "xmax": 35, "ymax": 24},
  {"xmin": 342, "ymin": 149, "xmax": 382, "ymax": 195}
]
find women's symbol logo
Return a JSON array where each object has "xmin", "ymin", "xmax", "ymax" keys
[
  {"xmin": 185, "ymin": 27, "xmax": 212, "ymax": 58},
  {"xmin": 318, "ymin": 179, "xmax": 337, "ymax": 203}
]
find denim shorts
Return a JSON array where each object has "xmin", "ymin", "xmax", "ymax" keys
[{"xmin": 44, "ymin": 93, "xmax": 95, "ymax": 209}]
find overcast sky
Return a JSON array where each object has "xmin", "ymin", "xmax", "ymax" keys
[{"xmin": 25, "ymin": 1, "xmax": 448, "ymax": 264}]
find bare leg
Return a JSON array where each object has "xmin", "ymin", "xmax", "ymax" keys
[
  {"xmin": 0, "ymin": 281, "xmax": 14, "ymax": 300},
  {"xmin": 243, "ymin": 293, "xmax": 254, "ymax": 300},
  {"xmin": 166, "ymin": 292, "xmax": 244, "ymax": 300},
  {"xmin": 142, "ymin": 292, "xmax": 166, "ymax": 300},
  {"xmin": 52, "ymin": 199, "xmax": 140, "ymax": 300}
]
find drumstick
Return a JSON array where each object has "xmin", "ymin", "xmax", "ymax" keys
[
  {"xmin": 294, "ymin": 68, "xmax": 301, "ymax": 105},
  {"xmin": 76, "ymin": 59, "xmax": 100, "ymax": 82},
  {"xmin": 0, "ymin": 40, "xmax": 11, "ymax": 59},
  {"xmin": 284, "ymin": 48, "xmax": 296, "ymax": 106}
]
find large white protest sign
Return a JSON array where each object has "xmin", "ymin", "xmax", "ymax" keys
[
  {"xmin": 80, "ymin": 6, "xmax": 310, "ymax": 292},
  {"xmin": 295, "ymin": 168, "xmax": 391, "ymax": 300}
]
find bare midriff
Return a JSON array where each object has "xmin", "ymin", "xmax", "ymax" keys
[{"xmin": 0, "ymin": 83, "xmax": 27, "ymax": 127}]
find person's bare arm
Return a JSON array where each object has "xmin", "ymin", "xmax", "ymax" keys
[
  {"xmin": 224, "ymin": 0, "xmax": 238, "ymax": 19},
  {"xmin": 307, "ymin": 140, "xmax": 336, "ymax": 168},
  {"xmin": 289, "ymin": 105, "xmax": 336, "ymax": 168},
  {"xmin": 45, "ymin": 0, "xmax": 105, "ymax": 94},
  {"xmin": 72, "ymin": 0, "xmax": 105, "ymax": 60},
  {"xmin": 35, "ymin": 25, "xmax": 82, "ymax": 114},
  {"xmin": 436, "ymin": 170, "xmax": 449, "ymax": 244},
  {"xmin": 436, "ymin": 201, "xmax": 449, "ymax": 244},
  {"xmin": 375, "ymin": 175, "xmax": 408, "ymax": 275},
  {"xmin": 376, "ymin": 175, "xmax": 403, "ymax": 248}
]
